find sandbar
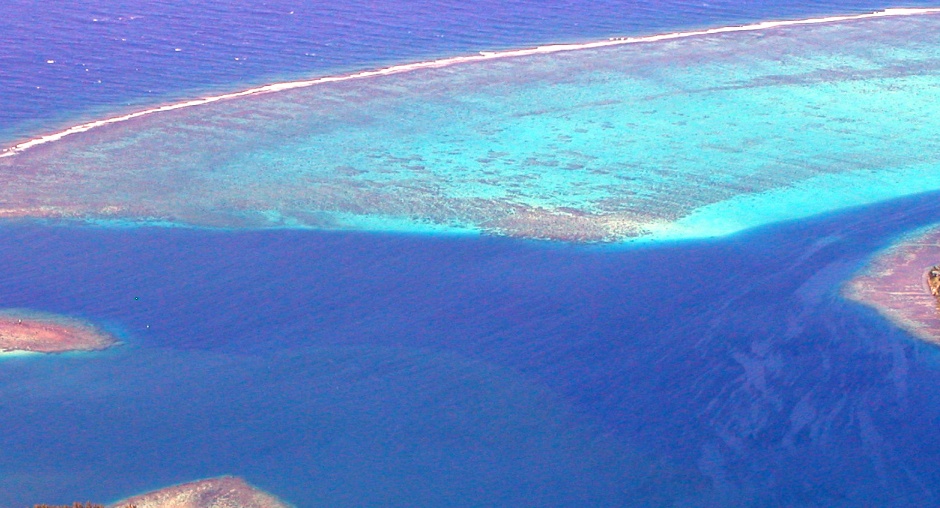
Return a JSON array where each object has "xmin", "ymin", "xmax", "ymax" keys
[
  {"xmin": 109, "ymin": 477, "xmax": 290, "ymax": 508},
  {"xmin": 845, "ymin": 225, "xmax": 940, "ymax": 344},
  {"xmin": 0, "ymin": 310, "xmax": 117, "ymax": 354}
]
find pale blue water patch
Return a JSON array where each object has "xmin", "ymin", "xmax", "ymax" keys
[
  {"xmin": 657, "ymin": 162, "xmax": 940, "ymax": 239},
  {"xmin": 4, "ymin": 14, "xmax": 940, "ymax": 242},
  {"xmin": 0, "ymin": 350, "xmax": 41, "ymax": 360}
]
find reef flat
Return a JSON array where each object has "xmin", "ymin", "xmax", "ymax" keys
[
  {"xmin": 4, "ymin": 10, "xmax": 940, "ymax": 241},
  {"xmin": 846, "ymin": 224, "xmax": 940, "ymax": 345},
  {"xmin": 0, "ymin": 310, "xmax": 116, "ymax": 354},
  {"xmin": 110, "ymin": 477, "xmax": 290, "ymax": 508}
]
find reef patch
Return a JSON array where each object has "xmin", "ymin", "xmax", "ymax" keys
[
  {"xmin": 845, "ymin": 224, "xmax": 940, "ymax": 345},
  {"xmin": 0, "ymin": 310, "xmax": 117, "ymax": 354},
  {"xmin": 110, "ymin": 477, "xmax": 290, "ymax": 508},
  {"xmin": 3, "ymin": 10, "xmax": 940, "ymax": 242}
]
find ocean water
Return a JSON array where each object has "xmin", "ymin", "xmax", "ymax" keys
[
  {"xmin": 4, "ymin": 0, "xmax": 940, "ymax": 506},
  {"xmin": 4, "ymin": 0, "xmax": 940, "ymax": 142},
  {"xmin": 5, "ymin": 12, "xmax": 940, "ymax": 241},
  {"xmin": 3, "ymin": 189, "xmax": 940, "ymax": 506}
]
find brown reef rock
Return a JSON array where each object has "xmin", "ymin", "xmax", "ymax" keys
[{"xmin": 928, "ymin": 265, "xmax": 940, "ymax": 297}]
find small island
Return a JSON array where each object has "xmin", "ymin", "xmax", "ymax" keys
[
  {"xmin": 845, "ymin": 225, "xmax": 940, "ymax": 344},
  {"xmin": 109, "ymin": 477, "xmax": 291, "ymax": 508},
  {"xmin": 0, "ymin": 309, "xmax": 117, "ymax": 354}
]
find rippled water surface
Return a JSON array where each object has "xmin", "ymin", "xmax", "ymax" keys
[
  {"xmin": 5, "ymin": 13, "xmax": 940, "ymax": 241},
  {"xmin": 4, "ymin": 0, "xmax": 940, "ymax": 506},
  {"xmin": 5, "ymin": 0, "xmax": 940, "ymax": 140}
]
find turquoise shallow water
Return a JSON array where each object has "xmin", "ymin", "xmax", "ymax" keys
[
  {"xmin": 8, "ymin": 2, "xmax": 940, "ymax": 506},
  {"xmin": 3, "ymin": 13, "xmax": 940, "ymax": 242}
]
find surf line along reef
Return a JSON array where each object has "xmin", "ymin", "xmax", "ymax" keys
[
  {"xmin": 0, "ymin": 309, "xmax": 117, "ymax": 354},
  {"xmin": 846, "ymin": 224, "xmax": 940, "ymax": 345},
  {"xmin": 2, "ymin": 9, "xmax": 940, "ymax": 242}
]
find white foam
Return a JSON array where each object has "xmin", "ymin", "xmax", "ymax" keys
[
  {"xmin": 3, "ymin": 7, "xmax": 939, "ymax": 159},
  {"xmin": 0, "ymin": 349, "xmax": 40, "ymax": 358}
]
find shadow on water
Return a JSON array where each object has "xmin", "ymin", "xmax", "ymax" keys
[{"xmin": 1, "ymin": 189, "xmax": 940, "ymax": 505}]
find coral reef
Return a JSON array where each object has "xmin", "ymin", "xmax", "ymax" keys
[
  {"xmin": 109, "ymin": 477, "xmax": 290, "ymax": 508},
  {"xmin": 0, "ymin": 310, "xmax": 116, "ymax": 354},
  {"xmin": 845, "ymin": 225, "xmax": 940, "ymax": 344}
]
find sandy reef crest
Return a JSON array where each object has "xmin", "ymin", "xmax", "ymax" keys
[
  {"xmin": 0, "ymin": 310, "xmax": 116, "ymax": 354},
  {"xmin": 2, "ymin": 8, "xmax": 938, "ymax": 161},
  {"xmin": 110, "ymin": 477, "xmax": 291, "ymax": 508}
]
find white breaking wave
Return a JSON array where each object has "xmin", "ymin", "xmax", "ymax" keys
[{"xmin": 3, "ymin": 7, "xmax": 939, "ymax": 159}]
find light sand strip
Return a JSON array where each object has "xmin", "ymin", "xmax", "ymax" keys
[{"xmin": 3, "ymin": 7, "xmax": 939, "ymax": 159}]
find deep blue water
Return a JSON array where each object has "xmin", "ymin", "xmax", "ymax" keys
[
  {"xmin": 3, "ymin": 189, "xmax": 940, "ymax": 505},
  {"xmin": 4, "ymin": 0, "xmax": 940, "ymax": 506}
]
